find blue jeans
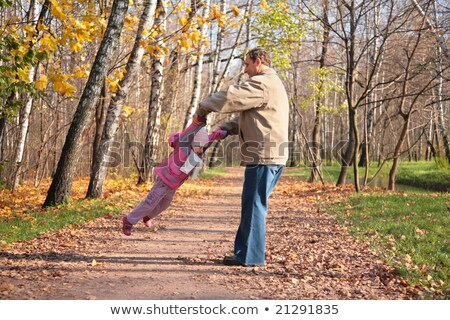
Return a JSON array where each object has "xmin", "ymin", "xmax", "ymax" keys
[{"xmin": 234, "ymin": 164, "xmax": 284, "ymax": 265}]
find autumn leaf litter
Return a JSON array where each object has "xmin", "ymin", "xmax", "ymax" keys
[{"xmin": 0, "ymin": 169, "xmax": 423, "ymax": 299}]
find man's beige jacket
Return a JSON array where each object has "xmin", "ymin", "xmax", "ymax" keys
[{"xmin": 196, "ymin": 68, "xmax": 289, "ymax": 166}]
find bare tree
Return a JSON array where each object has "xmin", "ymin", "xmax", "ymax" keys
[{"xmin": 309, "ymin": 0, "xmax": 330, "ymax": 182}]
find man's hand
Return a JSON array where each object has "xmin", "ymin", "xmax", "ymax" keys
[{"xmin": 192, "ymin": 114, "xmax": 207, "ymax": 125}]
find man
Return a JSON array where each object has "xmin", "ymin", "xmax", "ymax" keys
[{"xmin": 193, "ymin": 48, "xmax": 290, "ymax": 266}]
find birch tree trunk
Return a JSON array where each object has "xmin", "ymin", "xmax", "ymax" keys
[
  {"xmin": 11, "ymin": 0, "xmax": 42, "ymax": 190},
  {"xmin": 92, "ymin": 80, "xmax": 107, "ymax": 166},
  {"xmin": 432, "ymin": 1, "xmax": 450, "ymax": 163},
  {"xmin": 138, "ymin": 0, "xmax": 166, "ymax": 184},
  {"xmin": 309, "ymin": 0, "xmax": 329, "ymax": 182},
  {"xmin": 288, "ymin": 67, "xmax": 300, "ymax": 167},
  {"xmin": 184, "ymin": 0, "xmax": 210, "ymax": 128},
  {"xmin": 210, "ymin": 0, "xmax": 226, "ymax": 95},
  {"xmin": 411, "ymin": 0, "xmax": 450, "ymax": 61},
  {"xmin": 86, "ymin": 0, "xmax": 157, "ymax": 198},
  {"xmin": 44, "ymin": 0, "xmax": 129, "ymax": 207},
  {"xmin": 0, "ymin": 116, "xmax": 6, "ymax": 170}
]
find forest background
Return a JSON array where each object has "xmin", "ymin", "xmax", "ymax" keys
[{"xmin": 0, "ymin": 0, "xmax": 449, "ymax": 199}]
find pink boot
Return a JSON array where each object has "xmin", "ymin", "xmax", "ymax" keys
[
  {"xmin": 143, "ymin": 216, "xmax": 153, "ymax": 228},
  {"xmin": 122, "ymin": 216, "xmax": 133, "ymax": 236}
]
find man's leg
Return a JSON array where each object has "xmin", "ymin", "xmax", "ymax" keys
[{"xmin": 233, "ymin": 164, "xmax": 284, "ymax": 265}]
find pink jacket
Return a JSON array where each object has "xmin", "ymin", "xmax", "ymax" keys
[{"xmin": 154, "ymin": 123, "xmax": 225, "ymax": 189}]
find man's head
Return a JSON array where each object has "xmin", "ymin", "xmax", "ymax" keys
[{"xmin": 244, "ymin": 48, "xmax": 271, "ymax": 77}]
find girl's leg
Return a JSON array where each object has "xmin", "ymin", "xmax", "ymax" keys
[
  {"xmin": 142, "ymin": 188, "xmax": 176, "ymax": 228},
  {"xmin": 126, "ymin": 178, "xmax": 173, "ymax": 225},
  {"xmin": 147, "ymin": 188, "xmax": 176, "ymax": 219}
]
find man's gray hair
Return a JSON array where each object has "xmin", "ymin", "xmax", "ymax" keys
[{"xmin": 246, "ymin": 48, "xmax": 271, "ymax": 67}]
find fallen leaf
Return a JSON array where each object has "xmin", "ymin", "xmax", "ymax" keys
[{"xmin": 0, "ymin": 281, "xmax": 14, "ymax": 292}]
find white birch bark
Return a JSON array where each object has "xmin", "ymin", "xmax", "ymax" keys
[
  {"xmin": 184, "ymin": 0, "xmax": 211, "ymax": 128},
  {"xmin": 86, "ymin": 0, "xmax": 157, "ymax": 198},
  {"xmin": 139, "ymin": 0, "xmax": 166, "ymax": 183},
  {"xmin": 11, "ymin": 0, "xmax": 40, "ymax": 190}
]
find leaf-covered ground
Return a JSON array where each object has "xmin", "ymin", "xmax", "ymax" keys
[{"xmin": 0, "ymin": 168, "xmax": 421, "ymax": 299}]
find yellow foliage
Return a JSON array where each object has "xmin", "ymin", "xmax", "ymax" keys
[
  {"xmin": 54, "ymin": 81, "xmax": 76, "ymax": 97},
  {"xmin": 278, "ymin": 2, "xmax": 289, "ymax": 11},
  {"xmin": 125, "ymin": 14, "xmax": 140, "ymax": 31},
  {"xmin": 39, "ymin": 33, "xmax": 57, "ymax": 52},
  {"xmin": 260, "ymin": 0, "xmax": 271, "ymax": 11},
  {"xmin": 218, "ymin": 17, "xmax": 227, "ymax": 28},
  {"xmin": 232, "ymin": 6, "xmax": 240, "ymax": 17},
  {"xmin": 106, "ymin": 76, "xmax": 121, "ymax": 93},
  {"xmin": 114, "ymin": 69, "xmax": 125, "ymax": 81},
  {"xmin": 70, "ymin": 18, "xmax": 91, "ymax": 42},
  {"xmin": 178, "ymin": 17, "xmax": 190, "ymax": 32},
  {"xmin": 35, "ymin": 75, "xmax": 48, "ymax": 90},
  {"xmin": 59, "ymin": 29, "xmax": 70, "ymax": 46},
  {"xmin": 37, "ymin": 23, "xmax": 47, "ymax": 32},
  {"xmin": 196, "ymin": 15, "xmax": 210, "ymax": 27},
  {"xmin": 11, "ymin": 45, "xmax": 28, "ymax": 58},
  {"xmin": 145, "ymin": 44, "xmax": 169, "ymax": 58},
  {"xmin": 211, "ymin": 5, "xmax": 221, "ymax": 19},
  {"xmin": 175, "ymin": 2, "xmax": 184, "ymax": 11},
  {"xmin": 142, "ymin": 28, "xmax": 150, "ymax": 38},
  {"xmin": 50, "ymin": 0, "xmax": 67, "ymax": 20},
  {"xmin": 179, "ymin": 17, "xmax": 188, "ymax": 26},
  {"xmin": 70, "ymin": 42, "xmax": 83, "ymax": 52},
  {"xmin": 73, "ymin": 66, "xmax": 89, "ymax": 79},
  {"xmin": 23, "ymin": 25, "xmax": 37, "ymax": 39},
  {"xmin": 122, "ymin": 105, "xmax": 134, "ymax": 118},
  {"xmin": 50, "ymin": 72, "xmax": 76, "ymax": 96},
  {"xmin": 189, "ymin": 29, "xmax": 202, "ymax": 43},
  {"xmin": 179, "ymin": 35, "xmax": 191, "ymax": 51},
  {"xmin": 17, "ymin": 67, "xmax": 31, "ymax": 83},
  {"xmin": 210, "ymin": 5, "xmax": 227, "ymax": 27}
]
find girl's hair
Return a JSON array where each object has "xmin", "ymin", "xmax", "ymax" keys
[{"xmin": 246, "ymin": 48, "xmax": 271, "ymax": 67}]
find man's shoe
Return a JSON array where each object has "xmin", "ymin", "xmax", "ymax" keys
[
  {"xmin": 223, "ymin": 255, "xmax": 244, "ymax": 266},
  {"xmin": 122, "ymin": 216, "xmax": 133, "ymax": 236},
  {"xmin": 143, "ymin": 216, "xmax": 153, "ymax": 228}
]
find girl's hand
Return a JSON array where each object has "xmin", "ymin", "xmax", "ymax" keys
[
  {"xmin": 215, "ymin": 129, "xmax": 227, "ymax": 140},
  {"xmin": 192, "ymin": 114, "xmax": 207, "ymax": 125}
]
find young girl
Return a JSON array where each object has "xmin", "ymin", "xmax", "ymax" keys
[{"xmin": 122, "ymin": 122, "xmax": 226, "ymax": 236}]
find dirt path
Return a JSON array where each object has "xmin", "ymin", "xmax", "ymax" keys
[{"xmin": 0, "ymin": 168, "xmax": 418, "ymax": 300}]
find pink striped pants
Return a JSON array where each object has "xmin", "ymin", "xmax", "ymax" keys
[{"xmin": 126, "ymin": 177, "xmax": 176, "ymax": 225}]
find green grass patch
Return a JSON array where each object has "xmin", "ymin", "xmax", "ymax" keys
[
  {"xmin": 285, "ymin": 160, "xmax": 449, "ymax": 192},
  {"xmin": 0, "ymin": 198, "xmax": 136, "ymax": 244},
  {"xmin": 330, "ymin": 191, "xmax": 450, "ymax": 298},
  {"xmin": 283, "ymin": 163, "xmax": 343, "ymax": 182},
  {"xmin": 396, "ymin": 160, "xmax": 450, "ymax": 192},
  {"xmin": 198, "ymin": 167, "xmax": 230, "ymax": 179}
]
